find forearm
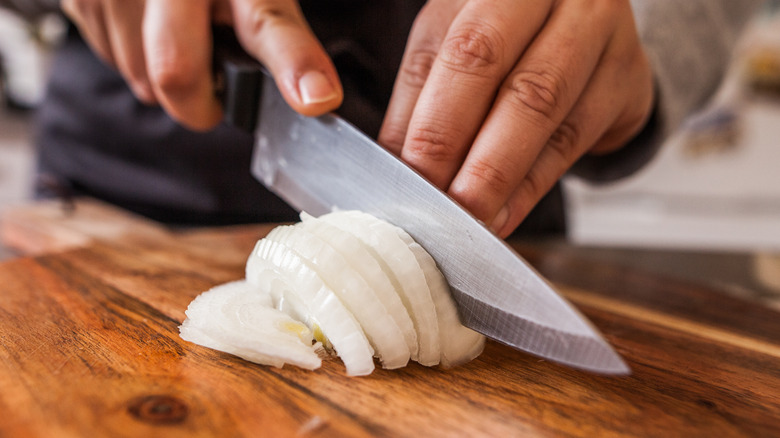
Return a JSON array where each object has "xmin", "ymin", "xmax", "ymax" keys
[{"xmin": 0, "ymin": 0, "xmax": 60, "ymax": 21}]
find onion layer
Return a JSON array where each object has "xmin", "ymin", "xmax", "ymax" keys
[
  {"xmin": 180, "ymin": 280, "xmax": 322, "ymax": 370},
  {"xmin": 180, "ymin": 211, "xmax": 485, "ymax": 375}
]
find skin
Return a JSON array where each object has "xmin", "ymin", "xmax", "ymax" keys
[{"xmin": 61, "ymin": 0, "xmax": 654, "ymax": 238}]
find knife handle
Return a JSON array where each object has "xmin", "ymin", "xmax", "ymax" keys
[{"xmin": 212, "ymin": 26, "xmax": 266, "ymax": 133}]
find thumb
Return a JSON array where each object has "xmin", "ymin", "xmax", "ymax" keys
[{"xmin": 230, "ymin": 0, "xmax": 342, "ymax": 116}]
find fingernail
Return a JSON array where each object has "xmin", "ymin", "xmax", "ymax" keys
[
  {"xmin": 490, "ymin": 206, "xmax": 510, "ymax": 235},
  {"xmin": 298, "ymin": 70, "xmax": 338, "ymax": 105}
]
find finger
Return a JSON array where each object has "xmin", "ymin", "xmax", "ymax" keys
[
  {"xmin": 492, "ymin": 93, "xmax": 617, "ymax": 238},
  {"xmin": 447, "ymin": 0, "xmax": 616, "ymax": 232},
  {"xmin": 476, "ymin": 9, "xmax": 653, "ymax": 238},
  {"xmin": 103, "ymin": 0, "xmax": 156, "ymax": 104},
  {"xmin": 495, "ymin": 61, "xmax": 652, "ymax": 238},
  {"xmin": 377, "ymin": 1, "xmax": 463, "ymax": 155},
  {"xmin": 230, "ymin": 0, "xmax": 342, "ymax": 117},
  {"xmin": 398, "ymin": 0, "xmax": 553, "ymax": 189},
  {"xmin": 61, "ymin": 0, "xmax": 116, "ymax": 66},
  {"xmin": 143, "ymin": 0, "xmax": 222, "ymax": 130}
]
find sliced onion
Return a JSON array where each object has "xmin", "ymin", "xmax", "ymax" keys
[
  {"xmin": 247, "ymin": 228, "xmax": 376, "ymax": 376},
  {"xmin": 313, "ymin": 211, "xmax": 442, "ymax": 366},
  {"xmin": 182, "ymin": 210, "xmax": 485, "ymax": 376},
  {"xmin": 266, "ymin": 222, "xmax": 411, "ymax": 369},
  {"xmin": 298, "ymin": 216, "xmax": 419, "ymax": 361},
  {"xmin": 405, "ymin": 242, "xmax": 486, "ymax": 367},
  {"xmin": 179, "ymin": 280, "xmax": 322, "ymax": 370}
]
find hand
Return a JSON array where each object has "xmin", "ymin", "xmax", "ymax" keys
[
  {"xmin": 61, "ymin": 0, "xmax": 343, "ymax": 131},
  {"xmin": 378, "ymin": 0, "xmax": 654, "ymax": 238}
]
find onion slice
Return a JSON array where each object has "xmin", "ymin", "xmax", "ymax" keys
[
  {"xmin": 181, "ymin": 210, "xmax": 485, "ymax": 376},
  {"xmin": 298, "ymin": 217, "xmax": 419, "ymax": 361},
  {"xmin": 326, "ymin": 210, "xmax": 485, "ymax": 366},
  {"xmin": 313, "ymin": 211, "xmax": 442, "ymax": 366},
  {"xmin": 179, "ymin": 280, "xmax": 322, "ymax": 370},
  {"xmin": 405, "ymin": 242, "xmax": 486, "ymax": 367},
  {"xmin": 247, "ymin": 227, "xmax": 376, "ymax": 376},
  {"xmin": 266, "ymin": 222, "xmax": 411, "ymax": 369}
]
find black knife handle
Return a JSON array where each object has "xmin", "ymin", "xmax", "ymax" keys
[{"xmin": 212, "ymin": 26, "xmax": 266, "ymax": 133}]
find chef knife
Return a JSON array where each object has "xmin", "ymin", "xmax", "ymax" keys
[{"xmin": 215, "ymin": 30, "xmax": 630, "ymax": 375}]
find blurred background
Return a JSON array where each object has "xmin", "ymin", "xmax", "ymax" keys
[
  {"xmin": 562, "ymin": 4, "xmax": 780, "ymax": 308},
  {"xmin": 0, "ymin": 5, "xmax": 779, "ymax": 307},
  {"xmin": 0, "ymin": 8, "xmax": 63, "ymax": 232}
]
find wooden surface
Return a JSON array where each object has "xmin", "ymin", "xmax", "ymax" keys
[{"xmin": 1, "ymin": 199, "xmax": 779, "ymax": 437}]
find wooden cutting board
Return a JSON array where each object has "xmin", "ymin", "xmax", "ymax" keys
[{"xmin": 0, "ymin": 199, "xmax": 778, "ymax": 437}]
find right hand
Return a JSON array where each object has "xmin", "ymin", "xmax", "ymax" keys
[
  {"xmin": 61, "ymin": 0, "xmax": 343, "ymax": 131},
  {"xmin": 377, "ymin": 0, "xmax": 653, "ymax": 237}
]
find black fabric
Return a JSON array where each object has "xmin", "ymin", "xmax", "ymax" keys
[
  {"xmin": 36, "ymin": 26, "xmax": 297, "ymax": 225},
  {"xmin": 35, "ymin": 2, "xmax": 424, "ymax": 226},
  {"xmin": 302, "ymin": 0, "xmax": 423, "ymax": 138},
  {"xmin": 34, "ymin": 1, "xmax": 569, "ymax": 234}
]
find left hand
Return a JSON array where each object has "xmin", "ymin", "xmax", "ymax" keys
[
  {"xmin": 378, "ymin": 0, "xmax": 654, "ymax": 237},
  {"xmin": 61, "ymin": 0, "xmax": 343, "ymax": 131}
]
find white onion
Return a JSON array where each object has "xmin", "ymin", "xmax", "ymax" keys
[
  {"xmin": 298, "ymin": 216, "xmax": 418, "ymax": 360},
  {"xmin": 405, "ymin": 242, "xmax": 486, "ymax": 367},
  {"xmin": 248, "ymin": 228, "xmax": 376, "ymax": 376},
  {"xmin": 179, "ymin": 280, "xmax": 322, "ymax": 370},
  {"xmin": 313, "ymin": 211, "xmax": 442, "ymax": 366},
  {"xmin": 180, "ymin": 210, "xmax": 485, "ymax": 376},
  {"xmin": 265, "ymin": 222, "xmax": 411, "ymax": 369}
]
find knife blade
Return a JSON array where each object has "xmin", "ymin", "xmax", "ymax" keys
[{"xmin": 215, "ymin": 32, "xmax": 630, "ymax": 375}]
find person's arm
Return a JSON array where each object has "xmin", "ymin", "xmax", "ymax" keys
[
  {"xmin": 0, "ymin": 0, "xmax": 60, "ymax": 20},
  {"xmin": 573, "ymin": 0, "xmax": 767, "ymax": 182}
]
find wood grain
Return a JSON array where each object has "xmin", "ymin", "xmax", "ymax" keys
[
  {"xmin": 0, "ymin": 197, "xmax": 170, "ymax": 256},
  {"xmin": 518, "ymin": 243, "xmax": 780, "ymax": 346},
  {"xmin": 0, "ymin": 200, "xmax": 779, "ymax": 437}
]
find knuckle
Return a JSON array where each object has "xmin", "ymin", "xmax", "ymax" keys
[
  {"xmin": 378, "ymin": 123, "xmax": 407, "ymax": 154},
  {"xmin": 405, "ymin": 125, "xmax": 462, "ymax": 164},
  {"xmin": 459, "ymin": 158, "xmax": 514, "ymax": 198},
  {"xmin": 520, "ymin": 168, "xmax": 548, "ymax": 206},
  {"xmin": 504, "ymin": 68, "xmax": 565, "ymax": 120},
  {"xmin": 147, "ymin": 53, "xmax": 199, "ymax": 96},
  {"xmin": 546, "ymin": 120, "xmax": 583, "ymax": 163},
  {"xmin": 399, "ymin": 48, "xmax": 437, "ymax": 89},
  {"xmin": 440, "ymin": 23, "xmax": 504, "ymax": 74}
]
